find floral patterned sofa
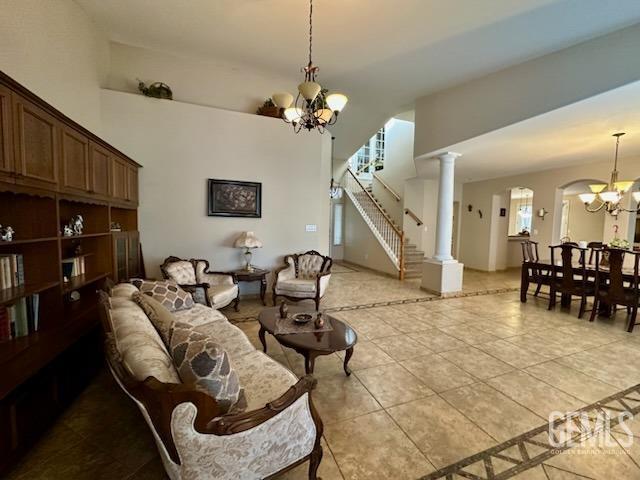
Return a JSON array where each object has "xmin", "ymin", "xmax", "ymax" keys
[{"xmin": 98, "ymin": 282, "xmax": 323, "ymax": 480}]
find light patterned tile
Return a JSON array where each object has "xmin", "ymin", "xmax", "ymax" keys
[
  {"xmin": 355, "ymin": 363, "xmax": 434, "ymax": 407},
  {"xmin": 400, "ymin": 354, "xmax": 477, "ymax": 393},
  {"xmin": 372, "ymin": 334, "xmax": 432, "ymax": 361},
  {"xmin": 412, "ymin": 329, "xmax": 468, "ymax": 353},
  {"xmin": 476, "ymin": 339, "xmax": 551, "ymax": 368},
  {"xmin": 439, "ymin": 346, "xmax": 515, "ymax": 379}
]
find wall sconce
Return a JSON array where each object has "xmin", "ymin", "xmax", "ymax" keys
[{"xmin": 537, "ymin": 208, "xmax": 549, "ymax": 220}]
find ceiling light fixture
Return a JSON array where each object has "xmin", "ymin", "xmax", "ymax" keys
[
  {"xmin": 271, "ymin": 0, "xmax": 348, "ymax": 133},
  {"xmin": 578, "ymin": 133, "xmax": 639, "ymax": 216}
]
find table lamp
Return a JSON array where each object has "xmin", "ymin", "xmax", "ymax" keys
[{"xmin": 234, "ymin": 231, "xmax": 262, "ymax": 271}]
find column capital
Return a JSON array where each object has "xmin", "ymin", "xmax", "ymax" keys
[{"xmin": 432, "ymin": 151, "xmax": 462, "ymax": 163}]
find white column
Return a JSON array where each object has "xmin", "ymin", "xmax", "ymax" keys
[
  {"xmin": 433, "ymin": 152, "xmax": 460, "ymax": 261},
  {"xmin": 421, "ymin": 151, "xmax": 464, "ymax": 296}
]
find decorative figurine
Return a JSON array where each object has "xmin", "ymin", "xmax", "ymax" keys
[
  {"xmin": 279, "ymin": 301, "xmax": 288, "ymax": 319},
  {"xmin": 63, "ymin": 215, "xmax": 84, "ymax": 236},
  {"xmin": 0, "ymin": 225, "xmax": 14, "ymax": 242},
  {"xmin": 314, "ymin": 313, "xmax": 324, "ymax": 329},
  {"xmin": 137, "ymin": 79, "xmax": 173, "ymax": 100}
]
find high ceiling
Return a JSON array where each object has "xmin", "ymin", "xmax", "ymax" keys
[
  {"xmin": 77, "ymin": 0, "xmax": 640, "ymax": 159},
  {"xmin": 416, "ymin": 80, "xmax": 640, "ymax": 182}
]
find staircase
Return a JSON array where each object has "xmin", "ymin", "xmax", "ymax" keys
[{"xmin": 344, "ymin": 169, "xmax": 425, "ymax": 280}]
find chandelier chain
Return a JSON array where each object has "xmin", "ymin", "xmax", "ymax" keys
[{"xmin": 308, "ymin": 0, "xmax": 313, "ymax": 65}]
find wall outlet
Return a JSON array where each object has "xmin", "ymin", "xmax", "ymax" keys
[{"xmin": 305, "ymin": 224, "xmax": 317, "ymax": 232}]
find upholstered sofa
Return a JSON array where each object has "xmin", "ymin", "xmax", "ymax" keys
[
  {"xmin": 161, "ymin": 256, "xmax": 240, "ymax": 311},
  {"xmin": 273, "ymin": 250, "xmax": 332, "ymax": 310},
  {"xmin": 99, "ymin": 282, "xmax": 323, "ymax": 480}
]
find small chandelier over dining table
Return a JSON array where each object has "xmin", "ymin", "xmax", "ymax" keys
[
  {"xmin": 271, "ymin": 0, "xmax": 348, "ymax": 133},
  {"xmin": 579, "ymin": 132, "xmax": 640, "ymax": 216}
]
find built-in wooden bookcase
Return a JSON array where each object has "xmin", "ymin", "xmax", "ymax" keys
[{"xmin": 0, "ymin": 70, "xmax": 142, "ymax": 474}]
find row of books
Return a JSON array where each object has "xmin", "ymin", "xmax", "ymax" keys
[
  {"xmin": 0, "ymin": 254, "xmax": 25, "ymax": 290},
  {"xmin": 62, "ymin": 256, "xmax": 86, "ymax": 282},
  {"xmin": 0, "ymin": 294, "xmax": 40, "ymax": 341}
]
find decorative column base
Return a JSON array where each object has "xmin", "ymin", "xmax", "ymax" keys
[{"xmin": 421, "ymin": 258, "xmax": 464, "ymax": 297}]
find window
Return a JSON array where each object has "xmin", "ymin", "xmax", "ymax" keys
[
  {"xmin": 333, "ymin": 203, "xmax": 343, "ymax": 246},
  {"xmin": 349, "ymin": 127, "xmax": 385, "ymax": 174},
  {"xmin": 508, "ymin": 187, "xmax": 534, "ymax": 236}
]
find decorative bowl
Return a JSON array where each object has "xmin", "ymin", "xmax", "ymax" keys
[{"xmin": 292, "ymin": 313, "xmax": 313, "ymax": 324}]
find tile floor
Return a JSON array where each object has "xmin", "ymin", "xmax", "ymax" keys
[{"xmin": 6, "ymin": 264, "xmax": 640, "ymax": 479}]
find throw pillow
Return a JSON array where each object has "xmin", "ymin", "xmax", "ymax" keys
[
  {"xmin": 133, "ymin": 291, "xmax": 175, "ymax": 344},
  {"xmin": 169, "ymin": 322, "xmax": 245, "ymax": 414},
  {"xmin": 130, "ymin": 279, "xmax": 194, "ymax": 312}
]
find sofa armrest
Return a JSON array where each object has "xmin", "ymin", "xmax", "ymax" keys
[
  {"xmin": 316, "ymin": 271, "xmax": 332, "ymax": 298},
  {"xmin": 274, "ymin": 258, "xmax": 296, "ymax": 283}
]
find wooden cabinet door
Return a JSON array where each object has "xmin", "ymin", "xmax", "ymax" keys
[
  {"xmin": 0, "ymin": 84, "xmax": 13, "ymax": 183},
  {"xmin": 59, "ymin": 126, "xmax": 89, "ymax": 194},
  {"xmin": 127, "ymin": 231, "xmax": 140, "ymax": 278},
  {"xmin": 13, "ymin": 94, "xmax": 59, "ymax": 189},
  {"xmin": 111, "ymin": 157, "xmax": 127, "ymax": 201},
  {"xmin": 89, "ymin": 142, "xmax": 111, "ymax": 198},
  {"xmin": 112, "ymin": 232, "xmax": 128, "ymax": 282},
  {"xmin": 126, "ymin": 164, "xmax": 138, "ymax": 205}
]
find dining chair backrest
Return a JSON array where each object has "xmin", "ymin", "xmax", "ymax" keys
[
  {"xmin": 587, "ymin": 241, "xmax": 604, "ymax": 264},
  {"xmin": 521, "ymin": 240, "xmax": 540, "ymax": 263},
  {"xmin": 593, "ymin": 247, "xmax": 640, "ymax": 305},
  {"xmin": 549, "ymin": 244, "xmax": 588, "ymax": 293}
]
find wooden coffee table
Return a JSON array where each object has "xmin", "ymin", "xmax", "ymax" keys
[{"xmin": 258, "ymin": 306, "xmax": 357, "ymax": 376}]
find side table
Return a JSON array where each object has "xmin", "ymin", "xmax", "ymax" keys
[{"xmin": 226, "ymin": 268, "xmax": 270, "ymax": 305}]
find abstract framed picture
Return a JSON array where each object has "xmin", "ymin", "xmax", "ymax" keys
[{"xmin": 207, "ymin": 179, "xmax": 262, "ymax": 218}]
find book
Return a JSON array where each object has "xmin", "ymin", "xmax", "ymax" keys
[
  {"xmin": 26, "ymin": 295, "xmax": 34, "ymax": 333},
  {"xmin": 16, "ymin": 255, "xmax": 24, "ymax": 285},
  {"xmin": 14, "ymin": 298, "xmax": 28, "ymax": 338},
  {"xmin": 0, "ymin": 254, "xmax": 24, "ymax": 289},
  {"xmin": 32, "ymin": 293, "xmax": 40, "ymax": 331},
  {"xmin": 8, "ymin": 305, "xmax": 16, "ymax": 339}
]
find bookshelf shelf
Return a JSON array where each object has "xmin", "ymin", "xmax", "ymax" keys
[
  {"xmin": 0, "ymin": 237, "xmax": 59, "ymax": 246},
  {"xmin": 0, "ymin": 281, "xmax": 60, "ymax": 307},
  {"xmin": 61, "ymin": 252, "xmax": 95, "ymax": 262},
  {"xmin": 62, "ymin": 272, "xmax": 108, "ymax": 294},
  {"xmin": 60, "ymin": 233, "xmax": 110, "ymax": 240}
]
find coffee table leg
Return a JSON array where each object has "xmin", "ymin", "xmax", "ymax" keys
[
  {"xmin": 343, "ymin": 347, "xmax": 353, "ymax": 376},
  {"xmin": 258, "ymin": 326, "xmax": 267, "ymax": 353},
  {"xmin": 304, "ymin": 352, "xmax": 317, "ymax": 375}
]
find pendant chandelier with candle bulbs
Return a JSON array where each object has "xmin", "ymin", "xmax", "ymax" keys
[
  {"xmin": 271, "ymin": 0, "xmax": 348, "ymax": 133},
  {"xmin": 578, "ymin": 133, "xmax": 640, "ymax": 217}
]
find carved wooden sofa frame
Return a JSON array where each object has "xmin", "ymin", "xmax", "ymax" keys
[
  {"xmin": 272, "ymin": 250, "xmax": 333, "ymax": 310},
  {"xmin": 160, "ymin": 256, "xmax": 240, "ymax": 311},
  {"xmin": 97, "ymin": 283, "xmax": 324, "ymax": 479}
]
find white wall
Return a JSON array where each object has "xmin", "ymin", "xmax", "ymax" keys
[
  {"xmin": 371, "ymin": 119, "xmax": 416, "ymax": 224},
  {"xmin": 107, "ymin": 42, "xmax": 298, "ymax": 115},
  {"xmin": 343, "ymin": 199, "xmax": 398, "ymax": 277},
  {"xmin": 562, "ymin": 194, "xmax": 605, "ymax": 243},
  {"xmin": 0, "ymin": 0, "xmax": 109, "ymax": 133},
  {"xmin": 459, "ymin": 159, "xmax": 640, "ymax": 271},
  {"xmin": 414, "ymin": 23, "xmax": 640, "ymax": 158},
  {"xmin": 100, "ymin": 90, "xmax": 331, "ymax": 291}
]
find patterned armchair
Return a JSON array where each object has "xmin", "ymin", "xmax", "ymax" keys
[
  {"xmin": 161, "ymin": 256, "xmax": 240, "ymax": 311},
  {"xmin": 273, "ymin": 250, "xmax": 332, "ymax": 310}
]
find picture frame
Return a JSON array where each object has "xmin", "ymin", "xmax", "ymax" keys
[{"xmin": 207, "ymin": 179, "xmax": 262, "ymax": 218}]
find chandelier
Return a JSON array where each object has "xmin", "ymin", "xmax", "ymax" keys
[
  {"xmin": 579, "ymin": 133, "xmax": 640, "ymax": 216},
  {"xmin": 271, "ymin": 0, "xmax": 348, "ymax": 133}
]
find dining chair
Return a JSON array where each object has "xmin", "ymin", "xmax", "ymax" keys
[
  {"xmin": 587, "ymin": 241, "xmax": 604, "ymax": 265},
  {"xmin": 589, "ymin": 247, "xmax": 640, "ymax": 332},
  {"xmin": 549, "ymin": 244, "xmax": 595, "ymax": 318},
  {"xmin": 521, "ymin": 240, "xmax": 549, "ymax": 298}
]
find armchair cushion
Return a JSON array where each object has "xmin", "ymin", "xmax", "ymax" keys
[
  {"xmin": 208, "ymin": 284, "xmax": 239, "ymax": 310},
  {"xmin": 164, "ymin": 260, "xmax": 197, "ymax": 284},
  {"xmin": 132, "ymin": 279, "xmax": 195, "ymax": 312},
  {"xmin": 169, "ymin": 322, "xmax": 245, "ymax": 414},
  {"xmin": 276, "ymin": 278, "xmax": 317, "ymax": 294}
]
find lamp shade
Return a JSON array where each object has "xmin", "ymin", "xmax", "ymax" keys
[
  {"xmin": 298, "ymin": 81, "xmax": 321, "ymax": 101},
  {"xmin": 614, "ymin": 181, "xmax": 634, "ymax": 193},
  {"xmin": 326, "ymin": 93, "xmax": 348, "ymax": 112},
  {"xmin": 589, "ymin": 184, "xmax": 607, "ymax": 194},
  {"xmin": 633, "ymin": 191, "xmax": 640, "ymax": 203},
  {"xmin": 316, "ymin": 108, "xmax": 333, "ymax": 124},
  {"xmin": 234, "ymin": 231, "xmax": 263, "ymax": 249},
  {"xmin": 272, "ymin": 92, "xmax": 293, "ymax": 108},
  {"xmin": 599, "ymin": 190, "xmax": 620, "ymax": 203},
  {"xmin": 284, "ymin": 107, "xmax": 302, "ymax": 123},
  {"xmin": 578, "ymin": 193, "xmax": 597, "ymax": 204}
]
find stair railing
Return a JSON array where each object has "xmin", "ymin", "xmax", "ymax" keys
[
  {"xmin": 344, "ymin": 168, "xmax": 405, "ymax": 280},
  {"xmin": 404, "ymin": 208, "xmax": 423, "ymax": 226},
  {"xmin": 372, "ymin": 173, "xmax": 401, "ymax": 202}
]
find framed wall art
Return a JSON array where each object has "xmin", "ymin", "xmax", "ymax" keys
[{"xmin": 207, "ymin": 179, "xmax": 262, "ymax": 218}]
